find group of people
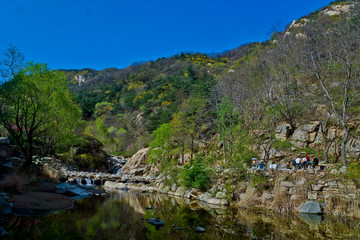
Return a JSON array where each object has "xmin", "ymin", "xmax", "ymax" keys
[{"xmin": 292, "ymin": 154, "xmax": 319, "ymax": 170}]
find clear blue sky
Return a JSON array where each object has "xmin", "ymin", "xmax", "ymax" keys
[{"xmin": 1, "ymin": 0, "xmax": 333, "ymax": 70}]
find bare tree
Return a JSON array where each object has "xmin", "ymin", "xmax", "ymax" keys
[
  {"xmin": 0, "ymin": 44, "xmax": 25, "ymax": 83},
  {"xmin": 302, "ymin": 13, "xmax": 360, "ymax": 165}
]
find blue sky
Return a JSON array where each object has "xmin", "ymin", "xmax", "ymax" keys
[{"xmin": 1, "ymin": 0, "xmax": 333, "ymax": 70}]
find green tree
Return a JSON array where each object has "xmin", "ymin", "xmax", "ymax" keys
[
  {"xmin": 0, "ymin": 62, "xmax": 80, "ymax": 167},
  {"xmin": 217, "ymin": 95, "xmax": 239, "ymax": 164},
  {"xmin": 148, "ymin": 123, "xmax": 173, "ymax": 165}
]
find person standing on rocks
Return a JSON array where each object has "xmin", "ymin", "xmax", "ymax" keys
[
  {"xmin": 312, "ymin": 156, "xmax": 319, "ymax": 169},
  {"xmin": 295, "ymin": 155, "xmax": 302, "ymax": 169}
]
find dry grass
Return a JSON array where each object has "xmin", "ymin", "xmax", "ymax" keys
[
  {"xmin": 270, "ymin": 177, "xmax": 307, "ymax": 214},
  {"xmin": 238, "ymin": 186, "xmax": 261, "ymax": 208},
  {"xmin": 325, "ymin": 195, "xmax": 360, "ymax": 218},
  {"xmin": 0, "ymin": 174, "xmax": 23, "ymax": 194}
]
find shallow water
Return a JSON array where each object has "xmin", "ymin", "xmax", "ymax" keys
[{"xmin": 3, "ymin": 190, "xmax": 360, "ymax": 240}]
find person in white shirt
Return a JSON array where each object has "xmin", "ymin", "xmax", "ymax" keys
[{"xmin": 295, "ymin": 155, "xmax": 302, "ymax": 169}]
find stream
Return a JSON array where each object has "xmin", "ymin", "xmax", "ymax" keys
[{"xmin": 4, "ymin": 190, "xmax": 360, "ymax": 240}]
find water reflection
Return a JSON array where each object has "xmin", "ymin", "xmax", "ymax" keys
[{"xmin": 3, "ymin": 191, "xmax": 360, "ymax": 239}]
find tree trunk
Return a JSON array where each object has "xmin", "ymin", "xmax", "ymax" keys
[
  {"xmin": 320, "ymin": 124, "xmax": 329, "ymax": 163},
  {"xmin": 341, "ymin": 127, "xmax": 349, "ymax": 166}
]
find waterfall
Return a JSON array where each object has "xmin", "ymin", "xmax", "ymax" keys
[
  {"xmin": 116, "ymin": 168, "xmax": 122, "ymax": 175},
  {"xmin": 84, "ymin": 178, "xmax": 93, "ymax": 186},
  {"xmin": 100, "ymin": 179, "xmax": 103, "ymax": 185},
  {"xmin": 76, "ymin": 178, "xmax": 82, "ymax": 185}
]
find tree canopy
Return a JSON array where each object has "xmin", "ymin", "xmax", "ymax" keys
[{"xmin": 0, "ymin": 62, "xmax": 81, "ymax": 167}]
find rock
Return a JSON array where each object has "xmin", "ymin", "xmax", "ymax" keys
[
  {"xmin": 346, "ymin": 138, "xmax": 360, "ymax": 157},
  {"xmin": 308, "ymin": 192, "xmax": 318, "ymax": 200},
  {"xmin": 183, "ymin": 189, "xmax": 191, "ymax": 199},
  {"xmin": 309, "ymin": 132, "xmax": 317, "ymax": 143},
  {"xmin": 171, "ymin": 183, "xmax": 177, "ymax": 192},
  {"xmin": 311, "ymin": 184, "xmax": 324, "ymax": 191},
  {"xmin": 298, "ymin": 213, "xmax": 322, "ymax": 226},
  {"xmin": 122, "ymin": 148, "xmax": 149, "ymax": 174},
  {"xmin": 295, "ymin": 33, "xmax": 307, "ymax": 39},
  {"xmin": 104, "ymin": 181, "xmax": 128, "ymax": 190},
  {"xmin": 159, "ymin": 185, "xmax": 170, "ymax": 194},
  {"xmin": 275, "ymin": 123, "xmax": 292, "ymax": 140},
  {"xmin": 207, "ymin": 198, "xmax": 228, "ymax": 205},
  {"xmin": 292, "ymin": 129, "xmax": 309, "ymax": 142},
  {"xmin": 56, "ymin": 183, "xmax": 93, "ymax": 197},
  {"xmin": 298, "ymin": 201, "xmax": 323, "ymax": 214},
  {"xmin": 147, "ymin": 217, "xmax": 164, "ymax": 227},
  {"xmin": 174, "ymin": 187, "xmax": 187, "ymax": 197},
  {"xmin": 215, "ymin": 192, "xmax": 227, "ymax": 199},
  {"xmin": 12, "ymin": 192, "xmax": 74, "ymax": 216},
  {"xmin": 188, "ymin": 189, "xmax": 203, "ymax": 200},
  {"xmin": 302, "ymin": 122, "xmax": 319, "ymax": 132},
  {"xmin": 199, "ymin": 192, "xmax": 212, "ymax": 202},
  {"xmin": 339, "ymin": 166, "xmax": 347, "ymax": 173},
  {"xmin": 291, "ymin": 140, "xmax": 307, "ymax": 149},
  {"xmin": 194, "ymin": 226, "xmax": 206, "ymax": 233},
  {"xmin": 281, "ymin": 181, "xmax": 295, "ymax": 188}
]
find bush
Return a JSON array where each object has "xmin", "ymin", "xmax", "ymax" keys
[
  {"xmin": 251, "ymin": 173, "xmax": 267, "ymax": 190},
  {"xmin": 0, "ymin": 174, "xmax": 22, "ymax": 194},
  {"xmin": 182, "ymin": 155, "xmax": 212, "ymax": 190},
  {"xmin": 345, "ymin": 160, "xmax": 360, "ymax": 186}
]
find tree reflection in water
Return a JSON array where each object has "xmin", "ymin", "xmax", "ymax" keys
[{"xmin": 4, "ymin": 191, "xmax": 360, "ymax": 239}]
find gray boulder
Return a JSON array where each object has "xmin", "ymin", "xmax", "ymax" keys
[
  {"xmin": 298, "ymin": 201, "xmax": 323, "ymax": 214},
  {"xmin": 56, "ymin": 183, "xmax": 93, "ymax": 197},
  {"xmin": 275, "ymin": 123, "xmax": 292, "ymax": 140}
]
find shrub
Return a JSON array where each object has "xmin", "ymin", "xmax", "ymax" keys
[
  {"xmin": 182, "ymin": 155, "xmax": 212, "ymax": 190},
  {"xmin": 251, "ymin": 173, "xmax": 267, "ymax": 190},
  {"xmin": 345, "ymin": 160, "xmax": 360, "ymax": 186},
  {"xmin": 0, "ymin": 174, "xmax": 22, "ymax": 194}
]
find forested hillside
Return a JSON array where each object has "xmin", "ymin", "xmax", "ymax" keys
[{"xmin": 58, "ymin": 1, "xmax": 360, "ymax": 174}]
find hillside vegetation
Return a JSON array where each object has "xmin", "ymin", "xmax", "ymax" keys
[{"xmin": 1, "ymin": 1, "xmax": 360, "ymax": 187}]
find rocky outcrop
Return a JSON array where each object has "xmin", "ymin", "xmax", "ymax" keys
[
  {"xmin": 290, "ymin": 121, "xmax": 319, "ymax": 149},
  {"xmin": 275, "ymin": 123, "xmax": 292, "ymax": 140},
  {"xmin": 324, "ymin": 4, "xmax": 353, "ymax": 16},
  {"xmin": 122, "ymin": 148, "xmax": 149, "ymax": 175}
]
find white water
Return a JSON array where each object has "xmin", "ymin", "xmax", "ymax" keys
[
  {"xmin": 84, "ymin": 178, "xmax": 93, "ymax": 186},
  {"xmin": 116, "ymin": 168, "xmax": 122, "ymax": 175}
]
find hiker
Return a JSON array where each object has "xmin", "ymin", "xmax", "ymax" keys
[
  {"xmin": 295, "ymin": 155, "xmax": 302, "ymax": 169},
  {"xmin": 301, "ymin": 155, "xmax": 308, "ymax": 169},
  {"xmin": 312, "ymin": 156, "xmax": 319, "ymax": 169},
  {"xmin": 292, "ymin": 159, "xmax": 297, "ymax": 171}
]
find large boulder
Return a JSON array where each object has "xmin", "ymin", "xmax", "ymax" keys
[
  {"xmin": 199, "ymin": 192, "xmax": 212, "ymax": 202},
  {"xmin": 104, "ymin": 181, "xmax": 128, "ymax": 191},
  {"xmin": 275, "ymin": 123, "xmax": 292, "ymax": 140},
  {"xmin": 56, "ymin": 183, "xmax": 93, "ymax": 197},
  {"xmin": 174, "ymin": 187, "xmax": 187, "ymax": 197},
  {"xmin": 298, "ymin": 201, "xmax": 323, "ymax": 214},
  {"xmin": 122, "ymin": 148, "xmax": 149, "ymax": 174},
  {"xmin": 292, "ymin": 129, "xmax": 309, "ymax": 142}
]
